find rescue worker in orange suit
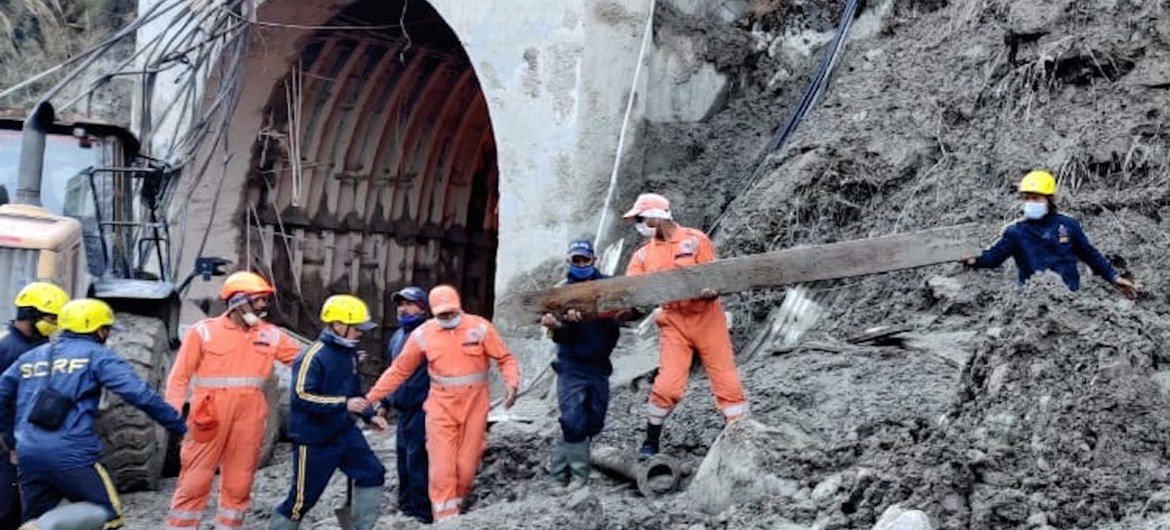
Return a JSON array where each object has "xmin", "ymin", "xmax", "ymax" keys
[
  {"xmin": 379, "ymin": 286, "xmax": 433, "ymax": 523},
  {"xmin": 623, "ymin": 193, "xmax": 749, "ymax": 458},
  {"xmin": 0, "ymin": 299, "xmax": 187, "ymax": 528},
  {"xmin": 0, "ymin": 281, "xmax": 69, "ymax": 529},
  {"xmin": 165, "ymin": 272, "xmax": 303, "ymax": 530},
  {"xmin": 365, "ymin": 285, "xmax": 520, "ymax": 523},
  {"xmin": 268, "ymin": 295, "xmax": 387, "ymax": 530}
]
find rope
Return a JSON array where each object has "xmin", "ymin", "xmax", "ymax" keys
[
  {"xmin": 493, "ymin": 0, "xmax": 659, "ymax": 412},
  {"xmin": 594, "ymin": 0, "xmax": 657, "ymax": 251}
]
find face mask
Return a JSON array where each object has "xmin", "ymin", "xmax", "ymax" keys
[
  {"xmin": 242, "ymin": 312, "xmax": 262, "ymax": 327},
  {"xmin": 438, "ymin": 314, "xmax": 462, "ymax": 329},
  {"xmin": 1022, "ymin": 201, "xmax": 1048, "ymax": 220},
  {"xmin": 34, "ymin": 319, "xmax": 57, "ymax": 338},
  {"xmin": 335, "ymin": 335, "xmax": 360, "ymax": 348},
  {"xmin": 635, "ymin": 221, "xmax": 656, "ymax": 238},
  {"xmin": 398, "ymin": 313, "xmax": 425, "ymax": 328},
  {"xmin": 568, "ymin": 264, "xmax": 596, "ymax": 281}
]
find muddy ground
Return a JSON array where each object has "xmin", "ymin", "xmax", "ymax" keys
[{"xmin": 117, "ymin": 0, "xmax": 1170, "ymax": 528}]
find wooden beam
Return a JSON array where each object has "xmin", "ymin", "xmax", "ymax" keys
[{"xmin": 519, "ymin": 224, "xmax": 988, "ymax": 314}]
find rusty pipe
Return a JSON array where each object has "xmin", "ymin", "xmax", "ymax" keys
[{"xmin": 590, "ymin": 444, "xmax": 681, "ymax": 497}]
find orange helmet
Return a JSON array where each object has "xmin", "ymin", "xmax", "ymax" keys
[
  {"xmin": 219, "ymin": 271, "xmax": 275, "ymax": 301},
  {"xmin": 622, "ymin": 193, "xmax": 672, "ymax": 220},
  {"xmin": 428, "ymin": 285, "xmax": 462, "ymax": 315}
]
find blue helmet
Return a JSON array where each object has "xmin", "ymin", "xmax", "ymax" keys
[
  {"xmin": 568, "ymin": 239, "xmax": 595, "ymax": 258},
  {"xmin": 392, "ymin": 286, "xmax": 429, "ymax": 309}
]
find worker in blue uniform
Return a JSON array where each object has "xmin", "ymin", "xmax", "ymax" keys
[
  {"xmin": 0, "ymin": 281, "xmax": 69, "ymax": 529},
  {"xmin": 964, "ymin": 169, "xmax": 1138, "ymax": 298},
  {"xmin": 540, "ymin": 240, "xmax": 633, "ymax": 492},
  {"xmin": 0, "ymin": 299, "xmax": 186, "ymax": 528},
  {"xmin": 269, "ymin": 294, "xmax": 386, "ymax": 530},
  {"xmin": 379, "ymin": 286, "xmax": 432, "ymax": 523}
]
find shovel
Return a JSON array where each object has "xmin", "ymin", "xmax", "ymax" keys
[{"xmin": 335, "ymin": 479, "xmax": 354, "ymax": 530}]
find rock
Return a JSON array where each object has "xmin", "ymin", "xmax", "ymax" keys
[
  {"xmin": 1007, "ymin": 0, "xmax": 1070, "ymax": 33},
  {"xmin": 811, "ymin": 473, "xmax": 843, "ymax": 503},
  {"xmin": 1026, "ymin": 512, "xmax": 1048, "ymax": 527},
  {"xmin": 873, "ymin": 505, "xmax": 934, "ymax": 530},
  {"xmin": 687, "ymin": 419, "xmax": 816, "ymax": 515}
]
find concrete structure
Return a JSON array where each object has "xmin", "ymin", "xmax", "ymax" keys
[{"xmin": 134, "ymin": 0, "xmax": 736, "ymax": 361}]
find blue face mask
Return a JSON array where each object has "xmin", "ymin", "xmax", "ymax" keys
[
  {"xmin": 1022, "ymin": 201, "xmax": 1048, "ymax": 220},
  {"xmin": 568, "ymin": 264, "xmax": 596, "ymax": 281},
  {"xmin": 397, "ymin": 312, "xmax": 425, "ymax": 328}
]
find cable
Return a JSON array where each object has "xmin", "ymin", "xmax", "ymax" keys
[
  {"xmin": 219, "ymin": 6, "xmax": 408, "ymax": 31},
  {"xmin": 708, "ymin": 0, "xmax": 862, "ymax": 235},
  {"xmin": 594, "ymin": 0, "xmax": 657, "ymax": 252}
]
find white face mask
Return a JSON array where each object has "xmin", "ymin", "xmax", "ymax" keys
[
  {"xmin": 1022, "ymin": 201, "xmax": 1048, "ymax": 220},
  {"xmin": 635, "ymin": 221, "xmax": 656, "ymax": 238},
  {"xmin": 242, "ymin": 312, "xmax": 262, "ymax": 327},
  {"xmin": 438, "ymin": 314, "xmax": 462, "ymax": 329}
]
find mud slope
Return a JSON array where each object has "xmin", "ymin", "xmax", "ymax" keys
[{"xmin": 117, "ymin": 0, "xmax": 1170, "ymax": 528}]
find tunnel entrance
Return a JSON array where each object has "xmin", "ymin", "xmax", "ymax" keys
[{"xmin": 246, "ymin": 0, "xmax": 498, "ymax": 352}]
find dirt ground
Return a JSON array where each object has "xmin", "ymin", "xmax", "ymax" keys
[{"xmin": 118, "ymin": 0, "xmax": 1170, "ymax": 527}]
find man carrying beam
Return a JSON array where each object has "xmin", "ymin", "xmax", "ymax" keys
[
  {"xmin": 541, "ymin": 240, "xmax": 634, "ymax": 492},
  {"xmin": 623, "ymin": 193, "xmax": 749, "ymax": 458}
]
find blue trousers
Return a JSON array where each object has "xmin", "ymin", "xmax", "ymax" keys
[
  {"xmin": 395, "ymin": 406, "xmax": 431, "ymax": 523},
  {"xmin": 0, "ymin": 458, "xmax": 19, "ymax": 528},
  {"xmin": 276, "ymin": 427, "xmax": 385, "ymax": 521},
  {"xmin": 556, "ymin": 369, "xmax": 610, "ymax": 443},
  {"xmin": 20, "ymin": 463, "xmax": 122, "ymax": 528}
]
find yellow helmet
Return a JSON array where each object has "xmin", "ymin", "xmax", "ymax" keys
[
  {"xmin": 59, "ymin": 299, "xmax": 118, "ymax": 334},
  {"xmin": 1019, "ymin": 170, "xmax": 1057, "ymax": 196},
  {"xmin": 320, "ymin": 295, "xmax": 377, "ymax": 331},
  {"xmin": 14, "ymin": 282, "xmax": 69, "ymax": 315}
]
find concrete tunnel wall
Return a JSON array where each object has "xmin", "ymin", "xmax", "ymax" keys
[
  {"xmin": 141, "ymin": 0, "xmax": 736, "ymax": 376},
  {"xmin": 142, "ymin": 0, "xmax": 656, "ymax": 329}
]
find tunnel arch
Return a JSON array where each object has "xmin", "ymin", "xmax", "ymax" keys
[{"xmin": 243, "ymin": 0, "xmax": 499, "ymax": 343}]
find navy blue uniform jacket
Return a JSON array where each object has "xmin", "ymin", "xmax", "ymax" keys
[
  {"xmin": 550, "ymin": 271, "xmax": 622, "ymax": 377},
  {"xmin": 0, "ymin": 332, "xmax": 186, "ymax": 473},
  {"xmin": 289, "ymin": 330, "xmax": 372, "ymax": 445},
  {"xmin": 383, "ymin": 320, "xmax": 428, "ymax": 410},
  {"xmin": 973, "ymin": 213, "xmax": 1118, "ymax": 291}
]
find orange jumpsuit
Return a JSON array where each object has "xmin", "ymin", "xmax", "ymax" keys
[
  {"xmin": 164, "ymin": 315, "xmax": 301, "ymax": 529},
  {"xmin": 366, "ymin": 315, "xmax": 520, "ymax": 522},
  {"xmin": 627, "ymin": 225, "xmax": 749, "ymax": 424}
]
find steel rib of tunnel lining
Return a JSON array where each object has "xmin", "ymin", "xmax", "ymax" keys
[{"xmin": 249, "ymin": 3, "xmax": 498, "ymax": 341}]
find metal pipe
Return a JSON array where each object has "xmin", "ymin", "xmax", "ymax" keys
[
  {"xmin": 15, "ymin": 102, "xmax": 55, "ymax": 206},
  {"xmin": 590, "ymin": 444, "xmax": 681, "ymax": 497}
]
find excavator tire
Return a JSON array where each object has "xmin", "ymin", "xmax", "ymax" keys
[{"xmin": 93, "ymin": 313, "xmax": 171, "ymax": 492}]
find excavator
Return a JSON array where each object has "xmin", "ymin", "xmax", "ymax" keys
[{"xmin": 0, "ymin": 102, "xmax": 287, "ymax": 491}]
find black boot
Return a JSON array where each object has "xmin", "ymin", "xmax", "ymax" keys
[{"xmin": 639, "ymin": 422, "xmax": 662, "ymax": 459}]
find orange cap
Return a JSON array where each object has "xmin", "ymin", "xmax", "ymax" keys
[
  {"xmin": 219, "ymin": 271, "xmax": 275, "ymax": 301},
  {"xmin": 622, "ymin": 193, "xmax": 672, "ymax": 220},
  {"xmin": 428, "ymin": 285, "xmax": 462, "ymax": 315}
]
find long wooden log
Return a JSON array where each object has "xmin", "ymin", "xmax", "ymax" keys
[{"xmin": 519, "ymin": 223, "xmax": 987, "ymax": 314}]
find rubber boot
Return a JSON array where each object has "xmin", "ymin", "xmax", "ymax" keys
[
  {"xmin": 547, "ymin": 439, "xmax": 570, "ymax": 490},
  {"xmin": 266, "ymin": 512, "xmax": 301, "ymax": 530},
  {"xmin": 639, "ymin": 422, "xmax": 662, "ymax": 460},
  {"xmin": 352, "ymin": 486, "xmax": 382, "ymax": 530},
  {"xmin": 565, "ymin": 440, "xmax": 591, "ymax": 492}
]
